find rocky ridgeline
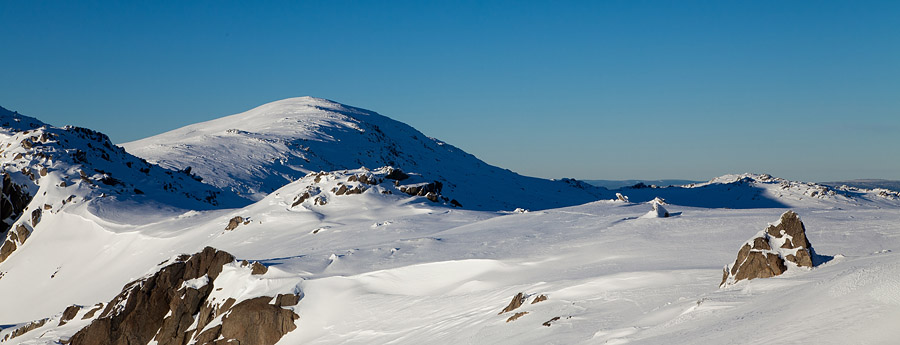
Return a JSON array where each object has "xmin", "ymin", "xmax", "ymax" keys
[
  {"xmin": 720, "ymin": 211, "xmax": 819, "ymax": 287},
  {"xmin": 1, "ymin": 247, "xmax": 301, "ymax": 344},
  {"xmin": 0, "ymin": 113, "xmax": 248, "ymax": 264},
  {"xmin": 286, "ymin": 166, "xmax": 462, "ymax": 209}
]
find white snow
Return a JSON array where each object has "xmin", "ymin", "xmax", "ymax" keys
[{"xmin": 3, "ymin": 100, "xmax": 900, "ymax": 344}]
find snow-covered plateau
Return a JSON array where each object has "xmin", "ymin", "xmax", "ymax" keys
[{"xmin": 1, "ymin": 99, "xmax": 899, "ymax": 344}]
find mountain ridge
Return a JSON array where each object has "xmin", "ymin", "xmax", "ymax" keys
[{"xmin": 121, "ymin": 97, "xmax": 607, "ymax": 210}]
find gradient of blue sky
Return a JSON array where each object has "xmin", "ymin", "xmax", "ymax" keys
[{"xmin": 2, "ymin": 1, "xmax": 898, "ymax": 181}]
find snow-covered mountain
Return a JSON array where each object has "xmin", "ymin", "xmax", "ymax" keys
[
  {"xmin": 2, "ymin": 102, "xmax": 900, "ymax": 344},
  {"xmin": 0, "ymin": 107, "xmax": 248, "ymax": 264},
  {"xmin": 121, "ymin": 97, "xmax": 604, "ymax": 210}
]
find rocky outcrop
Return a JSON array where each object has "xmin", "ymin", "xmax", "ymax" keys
[
  {"xmin": 498, "ymin": 292, "xmax": 526, "ymax": 315},
  {"xmin": 1, "ymin": 172, "xmax": 33, "ymax": 233},
  {"xmin": 2, "ymin": 318, "xmax": 48, "ymax": 341},
  {"xmin": 224, "ymin": 216, "xmax": 250, "ymax": 231},
  {"xmin": 58, "ymin": 305, "xmax": 81, "ymax": 326},
  {"xmin": 506, "ymin": 311, "xmax": 528, "ymax": 322},
  {"xmin": 720, "ymin": 211, "xmax": 818, "ymax": 287},
  {"xmin": 0, "ymin": 224, "xmax": 30, "ymax": 263},
  {"xmin": 67, "ymin": 247, "xmax": 300, "ymax": 345}
]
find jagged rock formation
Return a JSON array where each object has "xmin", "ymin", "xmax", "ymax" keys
[
  {"xmin": 1, "ymin": 318, "xmax": 48, "ymax": 341},
  {"xmin": 224, "ymin": 216, "xmax": 250, "ymax": 231},
  {"xmin": 720, "ymin": 211, "xmax": 817, "ymax": 287},
  {"xmin": 66, "ymin": 247, "xmax": 300, "ymax": 345},
  {"xmin": 0, "ymin": 108, "xmax": 249, "ymax": 264},
  {"xmin": 286, "ymin": 167, "xmax": 459, "ymax": 209},
  {"xmin": 499, "ymin": 292, "xmax": 527, "ymax": 315}
]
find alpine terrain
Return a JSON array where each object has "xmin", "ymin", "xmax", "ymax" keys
[{"xmin": 1, "ymin": 99, "xmax": 899, "ymax": 344}]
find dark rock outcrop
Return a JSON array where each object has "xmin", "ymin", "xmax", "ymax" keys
[
  {"xmin": 68, "ymin": 247, "xmax": 300, "ymax": 345},
  {"xmin": 498, "ymin": 292, "xmax": 526, "ymax": 315},
  {"xmin": 542, "ymin": 316, "xmax": 560, "ymax": 327},
  {"xmin": 58, "ymin": 305, "xmax": 82, "ymax": 326},
  {"xmin": 384, "ymin": 168, "xmax": 409, "ymax": 181},
  {"xmin": 0, "ymin": 224, "xmax": 30, "ymax": 263},
  {"xmin": 506, "ymin": 311, "xmax": 528, "ymax": 323},
  {"xmin": 224, "ymin": 216, "xmax": 249, "ymax": 231},
  {"xmin": 4, "ymin": 318, "xmax": 48, "ymax": 341},
  {"xmin": 720, "ymin": 211, "xmax": 818, "ymax": 287}
]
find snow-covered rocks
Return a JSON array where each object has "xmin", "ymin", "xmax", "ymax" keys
[
  {"xmin": 641, "ymin": 197, "xmax": 670, "ymax": 218},
  {"xmin": 63, "ymin": 247, "xmax": 301, "ymax": 345},
  {"xmin": 0, "ymin": 110, "xmax": 249, "ymax": 264},
  {"xmin": 283, "ymin": 167, "xmax": 459, "ymax": 210},
  {"xmin": 720, "ymin": 211, "xmax": 817, "ymax": 287}
]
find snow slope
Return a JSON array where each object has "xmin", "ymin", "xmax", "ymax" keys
[
  {"xmin": 121, "ymin": 97, "xmax": 604, "ymax": 210},
  {"xmin": 3, "ymin": 104, "xmax": 900, "ymax": 344},
  {"xmin": 2, "ymin": 167, "xmax": 900, "ymax": 344}
]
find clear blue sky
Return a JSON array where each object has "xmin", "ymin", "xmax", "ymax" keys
[{"xmin": 2, "ymin": 1, "xmax": 898, "ymax": 181}]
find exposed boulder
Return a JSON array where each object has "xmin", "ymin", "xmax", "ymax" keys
[
  {"xmin": 720, "ymin": 211, "xmax": 819, "ymax": 287},
  {"xmin": 2, "ymin": 172, "xmax": 33, "ymax": 234},
  {"xmin": 58, "ymin": 305, "xmax": 82, "ymax": 326},
  {"xmin": 384, "ymin": 168, "xmax": 409, "ymax": 181},
  {"xmin": 218, "ymin": 296, "xmax": 299, "ymax": 344},
  {"xmin": 498, "ymin": 292, "xmax": 526, "ymax": 315},
  {"xmin": 506, "ymin": 311, "xmax": 528, "ymax": 323},
  {"xmin": 4, "ymin": 318, "xmax": 48, "ymax": 341},
  {"xmin": 0, "ymin": 224, "xmax": 30, "ymax": 263},
  {"xmin": 224, "ymin": 216, "xmax": 250, "ymax": 231},
  {"xmin": 542, "ymin": 316, "xmax": 561, "ymax": 327},
  {"xmin": 68, "ymin": 247, "xmax": 300, "ymax": 345}
]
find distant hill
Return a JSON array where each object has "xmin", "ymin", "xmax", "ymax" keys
[
  {"xmin": 821, "ymin": 179, "xmax": 900, "ymax": 192},
  {"xmin": 121, "ymin": 97, "xmax": 605, "ymax": 210},
  {"xmin": 584, "ymin": 179, "xmax": 703, "ymax": 189}
]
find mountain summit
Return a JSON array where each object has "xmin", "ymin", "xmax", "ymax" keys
[{"xmin": 122, "ymin": 97, "xmax": 604, "ymax": 210}]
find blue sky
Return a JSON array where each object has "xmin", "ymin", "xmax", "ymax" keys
[{"xmin": 2, "ymin": 1, "xmax": 898, "ymax": 181}]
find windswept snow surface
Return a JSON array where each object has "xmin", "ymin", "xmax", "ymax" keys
[
  {"xmin": 120, "ymin": 97, "xmax": 604, "ymax": 210},
  {"xmin": 2, "ymin": 169, "xmax": 900, "ymax": 344}
]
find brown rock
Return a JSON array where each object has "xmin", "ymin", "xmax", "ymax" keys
[
  {"xmin": 219, "ymin": 296, "xmax": 299, "ymax": 345},
  {"xmin": 752, "ymin": 237, "xmax": 770, "ymax": 250},
  {"xmin": 250, "ymin": 261, "xmax": 268, "ymax": 275},
  {"xmin": 505, "ymin": 311, "xmax": 528, "ymax": 323},
  {"xmin": 291, "ymin": 192, "xmax": 311, "ymax": 207},
  {"xmin": 67, "ymin": 247, "xmax": 300, "ymax": 345},
  {"xmin": 384, "ymin": 168, "xmax": 409, "ymax": 181},
  {"xmin": 31, "ymin": 208, "xmax": 41, "ymax": 226},
  {"xmin": 499, "ymin": 292, "xmax": 526, "ymax": 315},
  {"xmin": 82, "ymin": 304, "xmax": 104, "ymax": 320},
  {"xmin": 721, "ymin": 211, "xmax": 817, "ymax": 287},
  {"xmin": 542, "ymin": 316, "xmax": 561, "ymax": 327},
  {"xmin": 224, "ymin": 216, "xmax": 245, "ymax": 231},
  {"xmin": 8, "ymin": 318, "xmax": 48, "ymax": 340},
  {"xmin": 59, "ymin": 305, "xmax": 82, "ymax": 326},
  {"xmin": 275, "ymin": 293, "xmax": 302, "ymax": 307},
  {"xmin": 531, "ymin": 294, "xmax": 548, "ymax": 304}
]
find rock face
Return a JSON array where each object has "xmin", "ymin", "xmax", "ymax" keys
[
  {"xmin": 287, "ymin": 167, "xmax": 457, "ymax": 209},
  {"xmin": 720, "ymin": 211, "xmax": 817, "ymax": 287},
  {"xmin": 498, "ymin": 292, "xmax": 526, "ymax": 315},
  {"xmin": 68, "ymin": 247, "xmax": 300, "ymax": 345}
]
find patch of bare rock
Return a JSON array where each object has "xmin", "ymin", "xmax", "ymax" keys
[
  {"xmin": 721, "ymin": 210, "xmax": 822, "ymax": 287},
  {"xmin": 63, "ymin": 247, "xmax": 300, "ymax": 345}
]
